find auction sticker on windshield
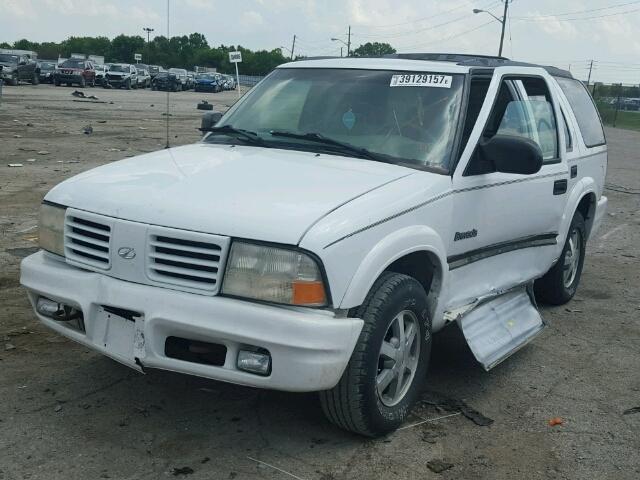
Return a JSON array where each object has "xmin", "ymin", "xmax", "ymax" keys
[{"xmin": 390, "ymin": 74, "xmax": 452, "ymax": 88}]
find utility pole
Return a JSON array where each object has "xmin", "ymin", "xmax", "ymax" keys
[
  {"xmin": 587, "ymin": 60, "xmax": 594, "ymax": 86},
  {"xmin": 143, "ymin": 27, "xmax": 154, "ymax": 43},
  {"xmin": 347, "ymin": 25, "xmax": 351, "ymax": 56},
  {"xmin": 498, "ymin": 0, "xmax": 509, "ymax": 57},
  {"xmin": 340, "ymin": 47, "xmax": 344, "ymax": 58},
  {"xmin": 290, "ymin": 34, "xmax": 296, "ymax": 60}
]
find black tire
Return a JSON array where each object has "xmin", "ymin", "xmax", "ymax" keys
[
  {"xmin": 125, "ymin": 79, "xmax": 131, "ymax": 90},
  {"xmin": 32, "ymin": 72, "xmax": 39, "ymax": 85},
  {"xmin": 535, "ymin": 211, "xmax": 586, "ymax": 305},
  {"xmin": 319, "ymin": 272, "xmax": 432, "ymax": 437},
  {"xmin": 79, "ymin": 76, "xmax": 86, "ymax": 88},
  {"xmin": 10, "ymin": 73, "xmax": 18, "ymax": 86}
]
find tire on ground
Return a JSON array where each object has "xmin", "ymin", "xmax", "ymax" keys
[
  {"xmin": 319, "ymin": 272, "xmax": 432, "ymax": 437},
  {"xmin": 535, "ymin": 211, "xmax": 586, "ymax": 305}
]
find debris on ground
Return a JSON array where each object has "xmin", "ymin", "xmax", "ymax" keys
[
  {"xmin": 197, "ymin": 100, "xmax": 213, "ymax": 111},
  {"xmin": 26, "ymin": 158, "xmax": 36, "ymax": 162},
  {"xmin": 548, "ymin": 417, "xmax": 564, "ymax": 426},
  {"xmin": 13, "ymin": 134, "xmax": 22, "ymax": 138},
  {"xmin": 54, "ymin": 404, "xmax": 63, "ymax": 412},
  {"xmin": 5, "ymin": 343, "xmax": 16, "ymax": 351},
  {"xmin": 72, "ymin": 90, "xmax": 85, "ymax": 98},
  {"xmin": 7, "ymin": 164, "xmax": 24, "ymax": 167},
  {"xmin": 427, "ymin": 459, "xmax": 454, "ymax": 474},
  {"xmin": 623, "ymin": 407, "xmax": 640, "ymax": 415},
  {"xmin": 172, "ymin": 467, "xmax": 194, "ymax": 476},
  {"xmin": 83, "ymin": 125, "xmax": 93, "ymax": 135},
  {"xmin": 37, "ymin": 150, "xmax": 50, "ymax": 155},
  {"xmin": 420, "ymin": 391, "xmax": 494, "ymax": 426}
]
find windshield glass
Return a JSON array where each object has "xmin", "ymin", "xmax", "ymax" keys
[
  {"xmin": 40, "ymin": 62, "xmax": 56, "ymax": 70},
  {"xmin": 60, "ymin": 59, "xmax": 85, "ymax": 68},
  {"xmin": 216, "ymin": 68, "xmax": 464, "ymax": 170},
  {"xmin": 0, "ymin": 54, "xmax": 19, "ymax": 63},
  {"xmin": 197, "ymin": 73, "xmax": 215, "ymax": 80},
  {"xmin": 109, "ymin": 64, "xmax": 129, "ymax": 72}
]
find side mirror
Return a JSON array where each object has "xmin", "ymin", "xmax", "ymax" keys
[
  {"xmin": 479, "ymin": 135, "xmax": 543, "ymax": 175},
  {"xmin": 201, "ymin": 111, "xmax": 223, "ymax": 131}
]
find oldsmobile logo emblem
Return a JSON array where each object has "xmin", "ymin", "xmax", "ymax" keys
[{"xmin": 117, "ymin": 247, "xmax": 136, "ymax": 259}]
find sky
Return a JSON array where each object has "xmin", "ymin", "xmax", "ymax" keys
[{"xmin": 2, "ymin": 0, "xmax": 640, "ymax": 84}]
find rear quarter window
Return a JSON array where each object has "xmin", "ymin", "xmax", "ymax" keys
[{"xmin": 555, "ymin": 77, "xmax": 605, "ymax": 148}]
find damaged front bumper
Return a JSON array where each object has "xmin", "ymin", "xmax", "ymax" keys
[{"xmin": 21, "ymin": 251, "xmax": 363, "ymax": 392}]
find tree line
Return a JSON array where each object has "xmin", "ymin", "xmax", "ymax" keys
[
  {"xmin": 0, "ymin": 35, "xmax": 397, "ymax": 75},
  {"xmin": 0, "ymin": 34, "xmax": 289, "ymax": 76}
]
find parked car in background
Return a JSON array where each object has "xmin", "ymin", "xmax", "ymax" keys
[
  {"xmin": 105, "ymin": 63, "xmax": 138, "ymax": 89},
  {"xmin": 222, "ymin": 74, "xmax": 236, "ymax": 90},
  {"xmin": 136, "ymin": 65, "xmax": 151, "ymax": 89},
  {"xmin": 54, "ymin": 58, "xmax": 95, "ymax": 87},
  {"xmin": 38, "ymin": 60, "xmax": 57, "ymax": 84},
  {"xmin": 168, "ymin": 68, "xmax": 188, "ymax": 91},
  {"xmin": 0, "ymin": 53, "xmax": 40, "ymax": 85},
  {"xmin": 194, "ymin": 72, "xmax": 223, "ymax": 92},
  {"xmin": 148, "ymin": 65, "xmax": 165, "ymax": 79},
  {"xmin": 186, "ymin": 71, "xmax": 195, "ymax": 90},
  {"xmin": 94, "ymin": 64, "xmax": 108, "ymax": 86},
  {"xmin": 151, "ymin": 71, "xmax": 180, "ymax": 91}
]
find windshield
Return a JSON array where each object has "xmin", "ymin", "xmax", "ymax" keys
[
  {"xmin": 109, "ymin": 64, "xmax": 129, "ymax": 72},
  {"xmin": 60, "ymin": 59, "xmax": 85, "ymax": 68},
  {"xmin": 216, "ymin": 68, "xmax": 464, "ymax": 170},
  {"xmin": 0, "ymin": 54, "xmax": 19, "ymax": 63},
  {"xmin": 40, "ymin": 62, "xmax": 56, "ymax": 70},
  {"xmin": 197, "ymin": 73, "xmax": 215, "ymax": 80},
  {"xmin": 169, "ymin": 68, "xmax": 184, "ymax": 74}
]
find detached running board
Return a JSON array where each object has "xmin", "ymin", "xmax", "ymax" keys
[{"xmin": 457, "ymin": 286, "xmax": 546, "ymax": 371}]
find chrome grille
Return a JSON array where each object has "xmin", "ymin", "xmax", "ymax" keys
[
  {"xmin": 65, "ymin": 215, "xmax": 112, "ymax": 269},
  {"xmin": 147, "ymin": 230, "xmax": 226, "ymax": 294}
]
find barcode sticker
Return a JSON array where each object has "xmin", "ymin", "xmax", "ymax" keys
[{"xmin": 390, "ymin": 74, "xmax": 452, "ymax": 88}]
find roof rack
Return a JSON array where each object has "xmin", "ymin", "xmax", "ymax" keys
[
  {"xmin": 294, "ymin": 53, "xmax": 573, "ymax": 79},
  {"xmin": 384, "ymin": 53, "xmax": 573, "ymax": 78}
]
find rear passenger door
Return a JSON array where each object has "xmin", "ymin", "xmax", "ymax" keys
[{"xmin": 448, "ymin": 68, "xmax": 570, "ymax": 304}]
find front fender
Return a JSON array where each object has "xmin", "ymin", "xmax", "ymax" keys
[{"xmin": 339, "ymin": 225, "xmax": 448, "ymax": 322}]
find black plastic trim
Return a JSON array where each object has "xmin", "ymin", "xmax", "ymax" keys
[{"xmin": 448, "ymin": 233, "xmax": 558, "ymax": 269}]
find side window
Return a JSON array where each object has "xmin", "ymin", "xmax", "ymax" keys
[
  {"xmin": 485, "ymin": 77, "xmax": 558, "ymax": 162},
  {"xmin": 555, "ymin": 76, "xmax": 605, "ymax": 148}
]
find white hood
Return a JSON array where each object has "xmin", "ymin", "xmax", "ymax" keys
[{"xmin": 45, "ymin": 143, "xmax": 413, "ymax": 244}]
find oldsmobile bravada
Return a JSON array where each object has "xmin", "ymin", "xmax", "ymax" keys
[{"xmin": 22, "ymin": 54, "xmax": 608, "ymax": 436}]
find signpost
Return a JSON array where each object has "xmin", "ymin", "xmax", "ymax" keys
[
  {"xmin": 134, "ymin": 53, "xmax": 142, "ymax": 63},
  {"xmin": 229, "ymin": 50, "xmax": 242, "ymax": 98}
]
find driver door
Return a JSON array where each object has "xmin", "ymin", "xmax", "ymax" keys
[{"xmin": 447, "ymin": 67, "xmax": 569, "ymax": 306}]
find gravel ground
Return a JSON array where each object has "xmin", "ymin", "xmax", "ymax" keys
[{"xmin": 0, "ymin": 84, "xmax": 639, "ymax": 480}]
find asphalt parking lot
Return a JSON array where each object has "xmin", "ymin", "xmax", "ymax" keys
[{"xmin": 1, "ymin": 83, "xmax": 639, "ymax": 480}]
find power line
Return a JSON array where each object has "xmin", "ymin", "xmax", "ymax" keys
[
  {"xmin": 353, "ymin": 0, "xmax": 499, "ymax": 29},
  {"xmin": 395, "ymin": 20, "xmax": 496, "ymax": 51},
  {"xmin": 514, "ymin": 6, "xmax": 640, "ymax": 22},
  {"xmin": 512, "ymin": 0, "xmax": 640, "ymax": 19},
  {"xmin": 354, "ymin": 1, "xmax": 499, "ymax": 39}
]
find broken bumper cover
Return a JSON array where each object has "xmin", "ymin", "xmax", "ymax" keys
[{"xmin": 20, "ymin": 251, "xmax": 363, "ymax": 392}]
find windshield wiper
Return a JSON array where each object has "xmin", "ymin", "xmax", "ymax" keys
[
  {"xmin": 269, "ymin": 130, "xmax": 393, "ymax": 164},
  {"xmin": 202, "ymin": 125, "xmax": 264, "ymax": 146}
]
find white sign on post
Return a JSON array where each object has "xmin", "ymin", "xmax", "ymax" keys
[
  {"xmin": 134, "ymin": 53, "xmax": 142, "ymax": 62},
  {"xmin": 229, "ymin": 51, "xmax": 242, "ymax": 98}
]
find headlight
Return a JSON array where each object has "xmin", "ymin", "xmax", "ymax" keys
[
  {"xmin": 222, "ymin": 242, "xmax": 328, "ymax": 307},
  {"xmin": 39, "ymin": 203, "xmax": 66, "ymax": 257}
]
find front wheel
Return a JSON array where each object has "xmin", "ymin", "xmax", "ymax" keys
[
  {"xmin": 319, "ymin": 272, "xmax": 432, "ymax": 437},
  {"xmin": 32, "ymin": 72, "xmax": 39, "ymax": 85},
  {"xmin": 535, "ymin": 211, "xmax": 586, "ymax": 305},
  {"xmin": 79, "ymin": 76, "xmax": 86, "ymax": 88}
]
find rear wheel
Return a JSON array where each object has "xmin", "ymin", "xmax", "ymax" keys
[
  {"xmin": 319, "ymin": 272, "xmax": 432, "ymax": 437},
  {"xmin": 535, "ymin": 211, "xmax": 586, "ymax": 305},
  {"xmin": 125, "ymin": 79, "xmax": 131, "ymax": 90},
  {"xmin": 79, "ymin": 76, "xmax": 86, "ymax": 88},
  {"xmin": 32, "ymin": 72, "xmax": 39, "ymax": 85},
  {"xmin": 10, "ymin": 73, "xmax": 18, "ymax": 86}
]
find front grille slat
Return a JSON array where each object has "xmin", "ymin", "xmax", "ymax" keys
[
  {"xmin": 64, "ymin": 214, "xmax": 112, "ymax": 270},
  {"xmin": 147, "ymin": 232, "xmax": 225, "ymax": 294}
]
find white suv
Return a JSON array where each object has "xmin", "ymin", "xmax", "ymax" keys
[{"xmin": 21, "ymin": 54, "xmax": 607, "ymax": 437}]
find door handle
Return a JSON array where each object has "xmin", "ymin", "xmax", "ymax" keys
[
  {"xmin": 553, "ymin": 179, "xmax": 568, "ymax": 195},
  {"xmin": 570, "ymin": 165, "xmax": 578, "ymax": 178}
]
